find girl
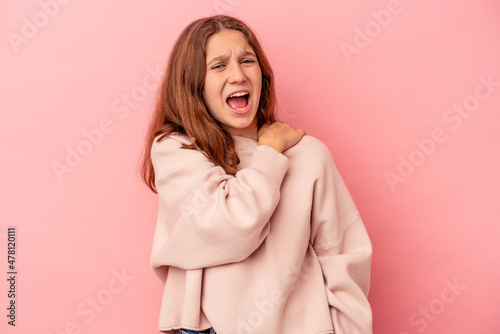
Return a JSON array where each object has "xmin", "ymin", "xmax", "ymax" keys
[{"xmin": 140, "ymin": 15, "xmax": 372, "ymax": 334}]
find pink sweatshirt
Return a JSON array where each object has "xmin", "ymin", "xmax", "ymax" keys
[{"xmin": 150, "ymin": 133, "xmax": 373, "ymax": 334}]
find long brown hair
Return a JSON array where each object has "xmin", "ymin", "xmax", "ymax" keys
[{"xmin": 139, "ymin": 15, "xmax": 277, "ymax": 193}]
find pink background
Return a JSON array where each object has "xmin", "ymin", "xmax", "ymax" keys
[{"xmin": 1, "ymin": 0, "xmax": 499, "ymax": 333}]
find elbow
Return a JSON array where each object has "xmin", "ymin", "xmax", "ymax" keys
[
  {"xmin": 205, "ymin": 217, "xmax": 271, "ymax": 264},
  {"xmin": 231, "ymin": 222, "xmax": 271, "ymax": 262}
]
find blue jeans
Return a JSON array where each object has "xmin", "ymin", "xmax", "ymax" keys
[{"xmin": 174, "ymin": 329, "xmax": 216, "ymax": 334}]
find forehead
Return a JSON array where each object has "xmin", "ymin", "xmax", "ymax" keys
[{"xmin": 205, "ymin": 30, "xmax": 254, "ymax": 57}]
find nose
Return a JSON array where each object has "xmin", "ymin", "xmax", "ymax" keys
[{"xmin": 227, "ymin": 63, "xmax": 247, "ymax": 84}]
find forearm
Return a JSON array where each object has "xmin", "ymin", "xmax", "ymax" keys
[{"xmin": 151, "ymin": 140, "xmax": 290, "ymax": 270}]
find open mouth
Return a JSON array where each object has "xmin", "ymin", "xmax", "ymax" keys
[{"xmin": 226, "ymin": 91, "xmax": 250, "ymax": 112}]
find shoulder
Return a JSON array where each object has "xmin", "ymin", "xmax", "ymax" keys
[
  {"xmin": 284, "ymin": 135, "xmax": 342, "ymax": 181},
  {"xmin": 152, "ymin": 133, "xmax": 192, "ymax": 153},
  {"xmin": 151, "ymin": 133, "xmax": 201, "ymax": 159},
  {"xmin": 298, "ymin": 135, "xmax": 331, "ymax": 153},
  {"xmin": 151, "ymin": 133, "xmax": 208, "ymax": 170},
  {"xmin": 285, "ymin": 135, "xmax": 334, "ymax": 164}
]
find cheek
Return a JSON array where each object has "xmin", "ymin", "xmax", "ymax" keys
[
  {"xmin": 203, "ymin": 77, "xmax": 222, "ymax": 105},
  {"xmin": 253, "ymin": 68, "xmax": 263, "ymax": 92},
  {"xmin": 202, "ymin": 86, "xmax": 213, "ymax": 108},
  {"xmin": 253, "ymin": 75, "xmax": 263, "ymax": 98}
]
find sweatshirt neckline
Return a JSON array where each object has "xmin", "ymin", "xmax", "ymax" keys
[{"xmin": 232, "ymin": 135, "xmax": 258, "ymax": 150}]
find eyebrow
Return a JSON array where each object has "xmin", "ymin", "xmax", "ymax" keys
[{"xmin": 207, "ymin": 50, "xmax": 257, "ymax": 66}]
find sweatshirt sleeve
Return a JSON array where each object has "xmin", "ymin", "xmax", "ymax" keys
[
  {"xmin": 309, "ymin": 140, "xmax": 373, "ymax": 334},
  {"xmin": 150, "ymin": 134, "xmax": 290, "ymax": 272}
]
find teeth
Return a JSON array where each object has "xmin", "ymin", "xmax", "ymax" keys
[{"xmin": 229, "ymin": 91, "xmax": 249, "ymax": 98}]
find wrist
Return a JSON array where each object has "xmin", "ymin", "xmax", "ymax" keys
[{"xmin": 257, "ymin": 137, "xmax": 284, "ymax": 153}]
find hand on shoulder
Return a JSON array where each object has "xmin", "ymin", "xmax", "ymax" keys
[{"xmin": 257, "ymin": 122, "xmax": 306, "ymax": 154}]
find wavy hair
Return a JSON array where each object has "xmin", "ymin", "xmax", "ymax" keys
[{"xmin": 139, "ymin": 15, "xmax": 277, "ymax": 193}]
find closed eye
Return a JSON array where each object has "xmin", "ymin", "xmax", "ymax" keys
[{"xmin": 211, "ymin": 64, "xmax": 226, "ymax": 70}]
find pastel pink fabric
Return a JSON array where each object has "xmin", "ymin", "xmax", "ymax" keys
[{"xmin": 150, "ymin": 134, "xmax": 372, "ymax": 334}]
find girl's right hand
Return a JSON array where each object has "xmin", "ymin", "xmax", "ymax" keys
[{"xmin": 257, "ymin": 122, "xmax": 306, "ymax": 153}]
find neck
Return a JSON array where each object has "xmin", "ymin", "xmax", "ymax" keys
[
  {"xmin": 223, "ymin": 119, "xmax": 259, "ymax": 141},
  {"xmin": 231, "ymin": 130, "xmax": 258, "ymax": 141}
]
